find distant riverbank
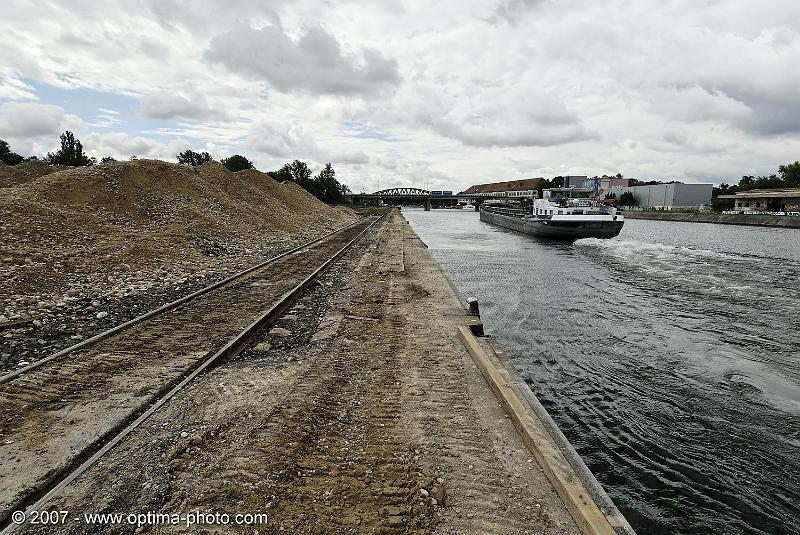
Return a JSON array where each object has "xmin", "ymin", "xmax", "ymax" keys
[{"xmin": 623, "ymin": 210, "xmax": 800, "ymax": 228}]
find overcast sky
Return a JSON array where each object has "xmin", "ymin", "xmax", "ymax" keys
[{"xmin": 1, "ymin": 0, "xmax": 799, "ymax": 192}]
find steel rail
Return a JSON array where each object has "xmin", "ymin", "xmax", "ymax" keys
[
  {"xmin": 1, "ymin": 219, "xmax": 365, "ymax": 385},
  {"xmin": 0, "ymin": 212, "xmax": 388, "ymax": 534}
]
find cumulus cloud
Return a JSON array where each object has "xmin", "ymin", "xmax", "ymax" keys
[
  {"xmin": 139, "ymin": 92, "xmax": 213, "ymax": 120},
  {"xmin": 4, "ymin": 0, "xmax": 800, "ymax": 190},
  {"xmin": 247, "ymin": 119, "xmax": 370, "ymax": 166},
  {"xmin": 411, "ymin": 83, "xmax": 595, "ymax": 148},
  {"xmin": 0, "ymin": 71, "xmax": 36, "ymax": 100},
  {"xmin": 204, "ymin": 23, "xmax": 400, "ymax": 97},
  {"xmin": 84, "ymin": 132, "xmax": 160, "ymax": 158},
  {"xmin": 247, "ymin": 120, "xmax": 319, "ymax": 158},
  {"xmin": 491, "ymin": 0, "xmax": 543, "ymax": 26},
  {"xmin": 330, "ymin": 150, "xmax": 370, "ymax": 165},
  {"xmin": 0, "ymin": 101, "xmax": 82, "ymax": 138}
]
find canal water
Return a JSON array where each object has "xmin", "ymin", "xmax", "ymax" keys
[{"xmin": 403, "ymin": 209, "xmax": 800, "ymax": 535}]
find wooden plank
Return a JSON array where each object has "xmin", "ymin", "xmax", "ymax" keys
[{"xmin": 458, "ymin": 325, "xmax": 618, "ymax": 535}]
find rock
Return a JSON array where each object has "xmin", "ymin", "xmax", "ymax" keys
[
  {"xmin": 419, "ymin": 488, "xmax": 429, "ymax": 498},
  {"xmin": 180, "ymin": 431, "xmax": 188, "ymax": 438},
  {"xmin": 253, "ymin": 342, "xmax": 272, "ymax": 352},
  {"xmin": 431, "ymin": 484, "xmax": 445, "ymax": 503},
  {"xmin": 96, "ymin": 311, "xmax": 109, "ymax": 319},
  {"xmin": 269, "ymin": 327, "xmax": 291, "ymax": 336},
  {"xmin": 66, "ymin": 289, "xmax": 80, "ymax": 297},
  {"xmin": 386, "ymin": 516, "xmax": 404, "ymax": 527}
]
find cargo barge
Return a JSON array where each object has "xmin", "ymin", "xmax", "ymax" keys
[{"xmin": 480, "ymin": 187, "xmax": 624, "ymax": 240}]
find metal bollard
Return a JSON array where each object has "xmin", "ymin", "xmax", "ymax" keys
[{"xmin": 467, "ymin": 297, "xmax": 480, "ymax": 317}]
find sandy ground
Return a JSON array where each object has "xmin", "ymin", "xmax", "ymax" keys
[
  {"xmin": 17, "ymin": 211, "xmax": 579, "ymax": 534},
  {"xmin": 1, "ymin": 159, "xmax": 355, "ymax": 372}
]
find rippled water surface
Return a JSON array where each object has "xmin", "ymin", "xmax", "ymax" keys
[{"xmin": 404, "ymin": 209, "xmax": 800, "ymax": 535}]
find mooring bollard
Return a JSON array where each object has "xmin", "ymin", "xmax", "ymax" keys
[{"xmin": 467, "ymin": 297, "xmax": 480, "ymax": 317}]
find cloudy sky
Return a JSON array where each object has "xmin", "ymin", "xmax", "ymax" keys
[{"xmin": 1, "ymin": 0, "xmax": 800, "ymax": 192}]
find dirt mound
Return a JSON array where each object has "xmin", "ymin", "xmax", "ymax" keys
[
  {"xmin": 0, "ymin": 159, "xmax": 356, "ymax": 310},
  {"xmin": 0, "ymin": 160, "xmax": 63, "ymax": 188}
]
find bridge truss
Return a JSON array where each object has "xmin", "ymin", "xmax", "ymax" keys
[{"xmin": 371, "ymin": 187, "xmax": 431, "ymax": 196}]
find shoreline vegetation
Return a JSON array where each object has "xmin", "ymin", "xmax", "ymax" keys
[{"xmin": 622, "ymin": 210, "xmax": 800, "ymax": 228}]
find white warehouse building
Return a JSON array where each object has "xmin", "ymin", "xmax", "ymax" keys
[{"xmin": 618, "ymin": 183, "xmax": 712, "ymax": 209}]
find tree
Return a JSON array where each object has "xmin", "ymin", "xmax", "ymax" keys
[
  {"xmin": 0, "ymin": 139, "xmax": 24, "ymax": 165},
  {"xmin": 778, "ymin": 161, "xmax": 800, "ymax": 187},
  {"xmin": 268, "ymin": 161, "xmax": 351, "ymax": 203},
  {"xmin": 619, "ymin": 191, "xmax": 636, "ymax": 206},
  {"xmin": 101, "ymin": 156, "xmax": 116, "ymax": 163},
  {"xmin": 268, "ymin": 163, "xmax": 293, "ymax": 182},
  {"xmin": 288, "ymin": 160, "xmax": 312, "ymax": 182},
  {"xmin": 46, "ymin": 131, "xmax": 93, "ymax": 166},
  {"xmin": 313, "ymin": 163, "xmax": 348, "ymax": 203},
  {"xmin": 220, "ymin": 154, "xmax": 254, "ymax": 172},
  {"xmin": 177, "ymin": 150, "xmax": 212, "ymax": 166}
]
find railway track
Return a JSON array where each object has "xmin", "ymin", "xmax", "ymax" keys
[{"xmin": 0, "ymin": 214, "xmax": 386, "ymax": 533}]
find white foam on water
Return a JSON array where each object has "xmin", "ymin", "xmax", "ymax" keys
[{"xmin": 574, "ymin": 238, "xmax": 735, "ymax": 261}]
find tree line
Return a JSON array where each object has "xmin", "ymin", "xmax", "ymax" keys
[
  {"xmin": 176, "ymin": 149, "xmax": 349, "ymax": 203},
  {"xmin": 712, "ymin": 162, "xmax": 800, "ymax": 210},
  {"xmin": 0, "ymin": 132, "xmax": 351, "ymax": 204}
]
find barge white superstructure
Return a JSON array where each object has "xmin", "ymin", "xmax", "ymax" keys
[{"xmin": 480, "ymin": 187, "xmax": 624, "ymax": 240}]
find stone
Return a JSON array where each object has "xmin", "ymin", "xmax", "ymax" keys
[
  {"xmin": 269, "ymin": 327, "xmax": 291, "ymax": 336},
  {"xmin": 96, "ymin": 311, "xmax": 109, "ymax": 319},
  {"xmin": 431, "ymin": 484, "xmax": 445, "ymax": 503},
  {"xmin": 253, "ymin": 342, "xmax": 272, "ymax": 352},
  {"xmin": 419, "ymin": 488, "xmax": 429, "ymax": 498},
  {"xmin": 180, "ymin": 431, "xmax": 188, "ymax": 438},
  {"xmin": 386, "ymin": 516, "xmax": 404, "ymax": 527}
]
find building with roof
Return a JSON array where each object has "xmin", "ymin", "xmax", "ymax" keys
[
  {"xmin": 717, "ymin": 188, "xmax": 800, "ymax": 213},
  {"xmin": 564, "ymin": 175, "xmax": 630, "ymax": 195},
  {"xmin": 617, "ymin": 183, "xmax": 712, "ymax": 209},
  {"xmin": 459, "ymin": 178, "xmax": 545, "ymax": 198}
]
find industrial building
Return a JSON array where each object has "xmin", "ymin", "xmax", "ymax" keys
[
  {"xmin": 717, "ymin": 188, "xmax": 800, "ymax": 212},
  {"xmin": 564, "ymin": 175, "xmax": 630, "ymax": 192},
  {"xmin": 459, "ymin": 178, "xmax": 545, "ymax": 198},
  {"xmin": 617, "ymin": 183, "xmax": 713, "ymax": 209}
]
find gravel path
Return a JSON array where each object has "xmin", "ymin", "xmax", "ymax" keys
[{"xmin": 15, "ymin": 211, "xmax": 580, "ymax": 535}]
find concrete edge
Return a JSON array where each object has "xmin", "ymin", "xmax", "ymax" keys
[
  {"xmin": 457, "ymin": 325, "xmax": 633, "ymax": 535},
  {"xmin": 485, "ymin": 339, "xmax": 636, "ymax": 535},
  {"xmin": 623, "ymin": 211, "xmax": 800, "ymax": 228},
  {"xmin": 397, "ymin": 212, "xmax": 634, "ymax": 533}
]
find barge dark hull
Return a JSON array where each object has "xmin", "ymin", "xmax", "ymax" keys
[{"xmin": 480, "ymin": 209, "xmax": 624, "ymax": 240}]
